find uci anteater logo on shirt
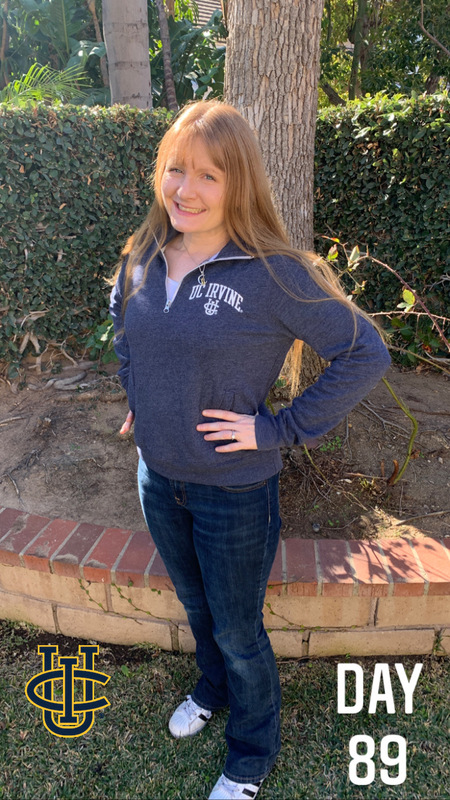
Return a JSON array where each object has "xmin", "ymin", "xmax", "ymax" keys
[
  {"xmin": 25, "ymin": 644, "xmax": 110, "ymax": 737},
  {"xmin": 189, "ymin": 283, "xmax": 244, "ymax": 314}
]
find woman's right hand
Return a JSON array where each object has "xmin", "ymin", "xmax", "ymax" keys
[{"xmin": 120, "ymin": 410, "xmax": 135, "ymax": 434}]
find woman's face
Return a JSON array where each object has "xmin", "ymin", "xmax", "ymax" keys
[{"xmin": 161, "ymin": 139, "xmax": 227, "ymax": 242}]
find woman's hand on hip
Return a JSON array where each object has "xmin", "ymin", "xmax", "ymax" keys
[
  {"xmin": 120, "ymin": 410, "xmax": 135, "ymax": 434},
  {"xmin": 197, "ymin": 409, "xmax": 257, "ymax": 452}
]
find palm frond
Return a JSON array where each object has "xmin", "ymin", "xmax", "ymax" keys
[
  {"xmin": 49, "ymin": 0, "xmax": 84, "ymax": 57},
  {"xmin": 0, "ymin": 63, "xmax": 88, "ymax": 106}
]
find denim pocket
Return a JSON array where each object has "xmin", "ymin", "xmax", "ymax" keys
[{"xmin": 219, "ymin": 479, "xmax": 267, "ymax": 493}]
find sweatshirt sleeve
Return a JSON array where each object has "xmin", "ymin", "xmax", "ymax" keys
[
  {"xmin": 109, "ymin": 260, "xmax": 135, "ymax": 413},
  {"xmin": 254, "ymin": 265, "xmax": 391, "ymax": 451}
]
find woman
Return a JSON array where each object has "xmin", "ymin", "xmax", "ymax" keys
[{"xmin": 110, "ymin": 100, "xmax": 390, "ymax": 800}]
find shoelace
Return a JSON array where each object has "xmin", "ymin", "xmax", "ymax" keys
[
  {"xmin": 185, "ymin": 696, "xmax": 209, "ymax": 720},
  {"xmin": 217, "ymin": 776, "xmax": 260, "ymax": 799}
]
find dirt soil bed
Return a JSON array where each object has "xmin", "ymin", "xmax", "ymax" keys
[{"xmin": 0, "ymin": 362, "xmax": 449, "ymax": 540}]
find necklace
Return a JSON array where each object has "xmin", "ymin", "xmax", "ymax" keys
[
  {"xmin": 163, "ymin": 238, "xmax": 225, "ymax": 314},
  {"xmin": 171, "ymin": 237, "xmax": 228, "ymax": 287}
]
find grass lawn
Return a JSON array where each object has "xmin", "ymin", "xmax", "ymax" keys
[{"xmin": 0, "ymin": 619, "xmax": 448, "ymax": 799}]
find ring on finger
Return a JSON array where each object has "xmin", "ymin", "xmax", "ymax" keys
[{"xmin": 230, "ymin": 430, "xmax": 236, "ymax": 441}]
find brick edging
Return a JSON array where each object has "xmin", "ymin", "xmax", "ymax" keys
[{"xmin": 1, "ymin": 506, "xmax": 450, "ymax": 597}]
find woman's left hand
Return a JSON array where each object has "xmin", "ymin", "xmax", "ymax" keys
[{"xmin": 197, "ymin": 409, "xmax": 257, "ymax": 452}]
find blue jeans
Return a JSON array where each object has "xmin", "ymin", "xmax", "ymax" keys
[{"xmin": 137, "ymin": 458, "xmax": 282, "ymax": 783}]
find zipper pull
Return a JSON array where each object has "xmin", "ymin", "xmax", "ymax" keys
[{"xmin": 163, "ymin": 299, "xmax": 171, "ymax": 313}]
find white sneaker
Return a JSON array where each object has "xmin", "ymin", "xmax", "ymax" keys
[
  {"xmin": 208, "ymin": 773, "xmax": 263, "ymax": 799},
  {"xmin": 168, "ymin": 694, "xmax": 212, "ymax": 738}
]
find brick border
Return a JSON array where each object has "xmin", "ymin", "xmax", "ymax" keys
[{"xmin": 1, "ymin": 506, "xmax": 449, "ymax": 656}]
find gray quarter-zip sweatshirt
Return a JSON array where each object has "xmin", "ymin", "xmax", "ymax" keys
[{"xmin": 109, "ymin": 237, "xmax": 391, "ymax": 485}]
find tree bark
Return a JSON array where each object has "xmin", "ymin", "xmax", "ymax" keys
[
  {"xmin": 102, "ymin": 0, "xmax": 152, "ymax": 108},
  {"xmin": 319, "ymin": 79, "xmax": 345, "ymax": 106},
  {"xmin": 155, "ymin": 0, "xmax": 179, "ymax": 111},
  {"xmin": 0, "ymin": 0, "xmax": 10, "ymax": 90},
  {"xmin": 225, "ymin": 0, "xmax": 325, "ymax": 251},
  {"xmin": 348, "ymin": 0, "xmax": 368, "ymax": 100},
  {"xmin": 221, "ymin": 0, "xmax": 228, "ymax": 29},
  {"xmin": 325, "ymin": 0, "xmax": 332, "ymax": 45},
  {"xmin": 425, "ymin": 70, "xmax": 441, "ymax": 93},
  {"xmin": 87, "ymin": 0, "xmax": 109, "ymax": 88},
  {"xmin": 225, "ymin": 0, "xmax": 326, "ymax": 387}
]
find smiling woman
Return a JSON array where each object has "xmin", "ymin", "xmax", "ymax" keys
[
  {"xmin": 109, "ymin": 100, "xmax": 390, "ymax": 800},
  {"xmin": 161, "ymin": 141, "xmax": 229, "ymax": 281}
]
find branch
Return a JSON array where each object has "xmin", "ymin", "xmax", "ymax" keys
[
  {"xmin": 368, "ymin": 254, "xmax": 450, "ymax": 353},
  {"xmin": 393, "ymin": 509, "xmax": 450, "ymax": 526},
  {"xmin": 319, "ymin": 80, "xmax": 346, "ymax": 106},
  {"xmin": 382, "ymin": 378, "xmax": 418, "ymax": 485},
  {"xmin": 419, "ymin": 0, "xmax": 450, "ymax": 58},
  {"xmin": 371, "ymin": 310, "xmax": 450, "ymax": 323},
  {"xmin": 303, "ymin": 444, "xmax": 369, "ymax": 511},
  {"xmin": 320, "ymin": 235, "xmax": 450, "ymax": 366},
  {"xmin": 387, "ymin": 344, "xmax": 450, "ymax": 377},
  {"xmin": 0, "ymin": 415, "xmax": 26, "ymax": 426}
]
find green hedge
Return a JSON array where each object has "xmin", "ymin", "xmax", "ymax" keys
[
  {"xmin": 314, "ymin": 93, "xmax": 449, "ymax": 319},
  {"xmin": 0, "ymin": 104, "xmax": 171, "ymax": 373},
  {"xmin": 0, "ymin": 95, "xmax": 448, "ymax": 372}
]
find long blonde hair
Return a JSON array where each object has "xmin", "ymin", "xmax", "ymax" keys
[{"xmin": 112, "ymin": 100, "xmax": 378, "ymax": 397}]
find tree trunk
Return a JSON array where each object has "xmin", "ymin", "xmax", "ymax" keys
[
  {"xmin": 325, "ymin": 0, "xmax": 332, "ymax": 45},
  {"xmin": 225, "ymin": 0, "xmax": 324, "ymax": 251},
  {"xmin": 221, "ymin": 0, "xmax": 228, "ymax": 29},
  {"xmin": 0, "ymin": 0, "xmax": 10, "ymax": 90},
  {"xmin": 102, "ymin": 0, "xmax": 152, "ymax": 108},
  {"xmin": 425, "ymin": 71, "xmax": 441, "ymax": 93},
  {"xmin": 155, "ymin": 0, "xmax": 179, "ymax": 111},
  {"xmin": 225, "ymin": 0, "xmax": 326, "ymax": 389},
  {"xmin": 87, "ymin": 0, "xmax": 109, "ymax": 88},
  {"xmin": 425, "ymin": 50, "xmax": 444, "ymax": 93},
  {"xmin": 348, "ymin": 0, "xmax": 368, "ymax": 100}
]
